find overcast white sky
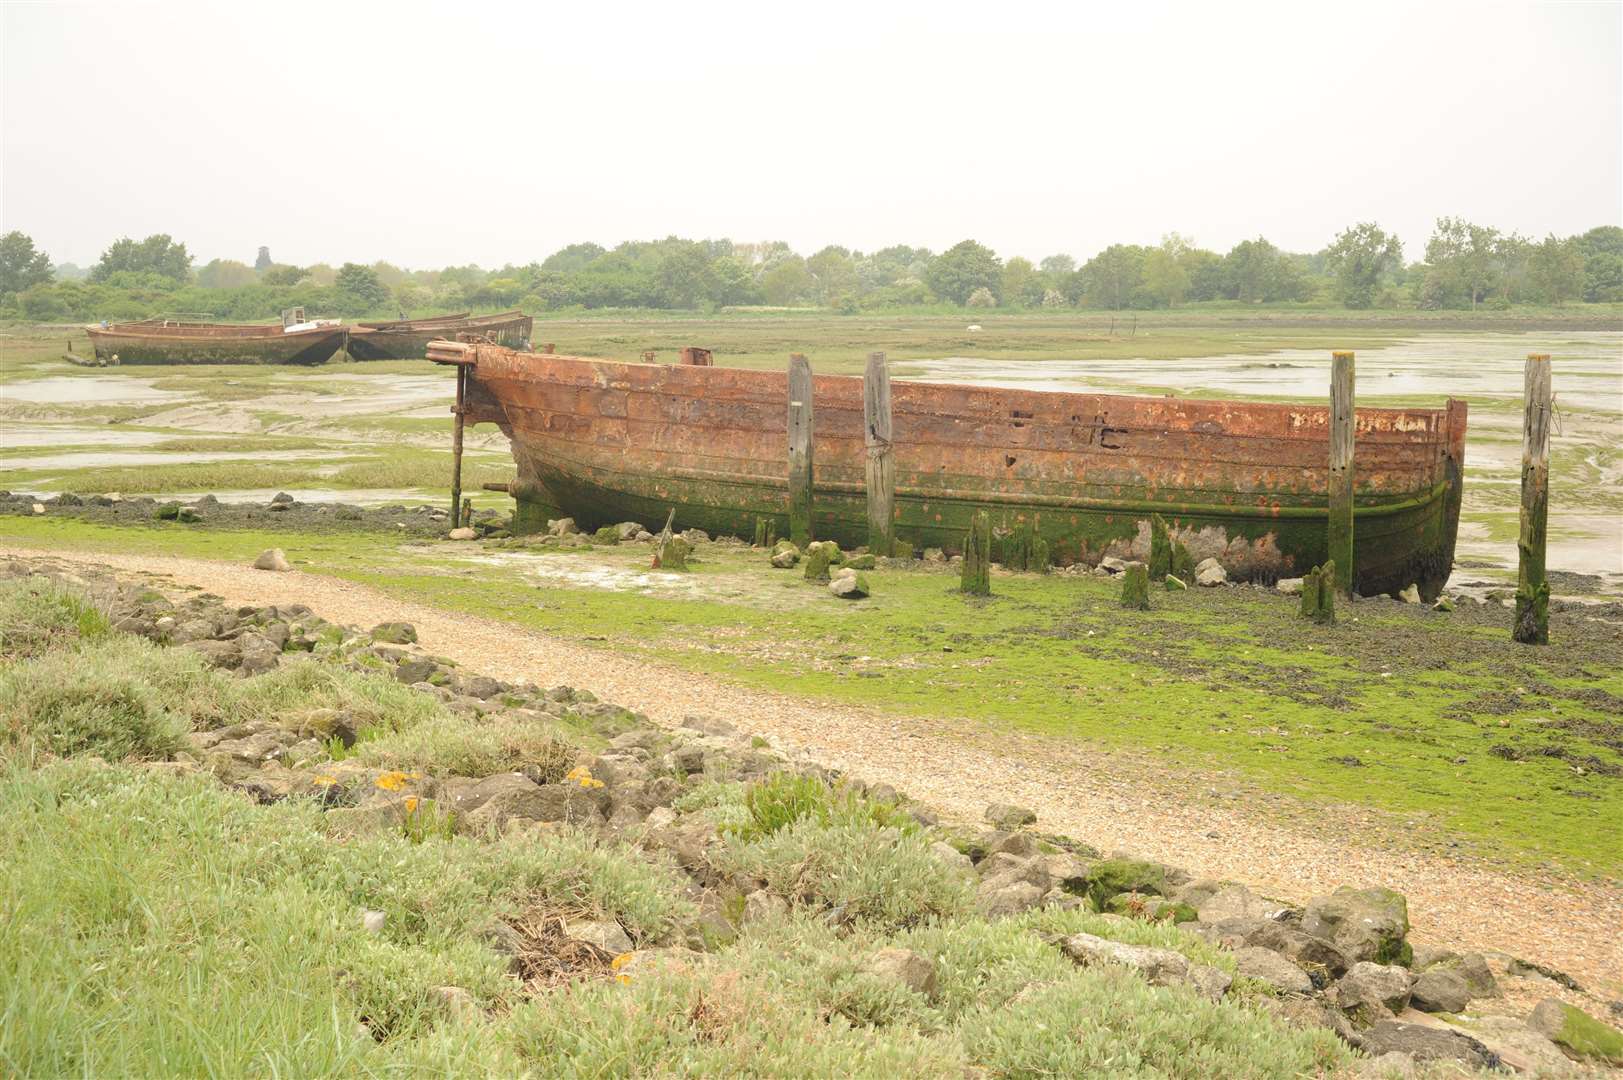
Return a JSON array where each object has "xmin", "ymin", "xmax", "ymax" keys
[{"xmin": 3, "ymin": 0, "xmax": 1620, "ymax": 269}]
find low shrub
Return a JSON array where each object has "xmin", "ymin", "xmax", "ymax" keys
[
  {"xmin": 351, "ymin": 715, "xmax": 575, "ymax": 780},
  {"xmin": 0, "ymin": 578, "xmax": 111, "ymax": 660}
]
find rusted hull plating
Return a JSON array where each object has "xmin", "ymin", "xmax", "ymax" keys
[
  {"xmin": 86, "ymin": 325, "xmax": 349, "ymax": 365},
  {"xmin": 446, "ymin": 345, "xmax": 1467, "ymax": 599},
  {"xmin": 347, "ymin": 312, "xmax": 532, "ymax": 360}
]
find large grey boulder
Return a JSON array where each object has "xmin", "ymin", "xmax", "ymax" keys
[
  {"xmin": 185, "ymin": 638, "xmax": 241, "ymax": 670},
  {"xmin": 1060, "ymin": 933, "xmax": 1189, "ymax": 988},
  {"xmin": 371, "ymin": 621, "xmax": 418, "ymax": 644},
  {"xmin": 1195, "ymin": 557, "xmax": 1228, "ymax": 586},
  {"xmin": 237, "ymin": 631, "xmax": 280, "ymax": 675},
  {"xmin": 861, "ymin": 948, "xmax": 937, "ymax": 998},
  {"xmin": 976, "ymin": 880, "xmax": 1046, "ymax": 917},
  {"xmin": 252, "ymin": 548, "xmax": 292, "ymax": 572},
  {"xmin": 1233, "ymin": 946, "xmax": 1314, "ymax": 995},
  {"xmin": 1528, "ymin": 999, "xmax": 1623, "ymax": 1067},
  {"xmin": 1332, "ymin": 961, "xmax": 1412, "ymax": 1017},
  {"xmin": 1301, "ymin": 886, "xmax": 1411, "ymax": 965},
  {"xmin": 1356, "ymin": 1021, "xmax": 1499, "ymax": 1070},
  {"xmin": 1409, "ymin": 966, "xmax": 1471, "ymax": 1014},
  {"xmin": 984, "ymin": 803, "xmax": 1038, "ymax": 830}
]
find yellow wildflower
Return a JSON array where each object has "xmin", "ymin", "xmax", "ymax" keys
[
  {"xmin": 404, "ymin": 797, "xmax": 420, "ymax": 813},
  {"xmin": 314, "ymin": 775, "xmax": 337, "ymax": 787},
  {"xmin": 375, "ymin": 770, "xmax": 409, "ymax": 791},
  {"xmin": 611, "ymin": 952, "xmax": 634, "ymax": 971}
]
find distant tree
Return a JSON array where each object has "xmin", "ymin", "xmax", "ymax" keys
[
  {"xmin": 370, "ymin": 261, "xmax": 407, "ymax": 287},
  {"xmin": 1039, "ymin": 254, "xmax": 1075, "ymax": 276},
  {"xmin": 1323, "ymin": 223, "xmax": 1403, "ymax": 309},
  {"xmin": 1080, "ymin": 244, "xmax": 1147, "ymax": 309},
  {"xmin": 303, "ymin": 263, "xmax": 338, "ymax": 286},
  {"xmin": 1423, "ymin": 218, "xmax": 1502, "ymax": 309},
  {"xmin": 1525, "ymin": 235, "xmax": 1585, "ymax": 305},
  {"xmin": 1223, "ymin": 237, "xmax": 1309, "ymax": 303},
  {"xmin": 1040, "ymin": 288, "xmax": 1068, "ymax": 308},
  {"xmin": 541, "ymin": 242, "xmax": 607, "ymax": 273},
  {"xmin": 196, "ymin": 259, "xmax": 259, "ymax": 289},
  {"xmin": 966, "ymin": 287, "xmax": 997, "ymax": 308},
  {"xmin": 254, "ymin": 246, "xmax": 273, "ymax": 272},
  {"xmin": 261, "ymin": 264, "xmax": 307, "ymax": 287},
  {"xmin": 653, "ymin": 242, "xmax": 715, "ymax": 308},
  {"xmin": 334, "ymin": 262, "xmax": 390, "ymax": 314},
  {"xmin": 1141, "ymin": 234, "xmax": 1193, "ymax": 308},
  {"xmin": 925, "ymin": 240, "xmax": 1002, "ymax": 305},
  {"xmin": 51, "ymin": 261, "xmax": 89, "ymax": 281},
  {"xmin": 760, "ymin": 256, "xmax": 814, "ymax": 305},
  {"xmin": 91, "ymin": 234, "xmax": 192, "ymax": 283},
  {"xmin": 1182, "ymin": 248, "xmax": 1226, "ymax": 301},
  {"xmin": 709, "ymin": 255, "xmax": 760, "ymax": 306},
  {"xmin": 0, "ymin": 231, "xmax": 54, "ymax": 295},
  {"xmin": 1000, "ymin": 257, "xmax": 1042, "ymax": 307},
  {"xmin": 1576, "ymin": 226, "xmax": 1623, "ymax": 302},
  {"xmin": 806, "ymin": 245, "xmax": 859, "ymax": 304}
]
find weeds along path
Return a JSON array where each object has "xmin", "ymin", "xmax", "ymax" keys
[{"xmin": 13, "ymin": 544, "xmax": 1620, "ymax": 999}]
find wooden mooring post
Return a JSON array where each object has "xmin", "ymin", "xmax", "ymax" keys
[
  {"xmin": 863, "ymin": 351, "xmax": 895, "ymax": 556},
  {"xmin": 450, "ymin": 364, "xmax": 467, "ymax": 528},
  {"xmin": 788, "ymin": 353, "xmax": 815, "ymax": 547},
  {"xmin": 1328, "ymin": 351, "xmax": 1355, "ymax": 598},
  {"xmin": 1514, "ymin": 354, "xmax": 1552, "ymax": 645}
]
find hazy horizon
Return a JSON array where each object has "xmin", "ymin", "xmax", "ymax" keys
[{"xmin": 4, "ymin": 0, "xmax": 1620, "ymax": 270}]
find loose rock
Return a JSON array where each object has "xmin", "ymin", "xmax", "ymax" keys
[{"xmin": 252, "ymin": 548, "xmax": 291, "ymax": 572}]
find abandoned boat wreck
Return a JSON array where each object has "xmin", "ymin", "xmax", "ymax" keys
[
  {"xmin": 430, "ymin": 341, "xmax": 1467, "ymax": 599},
  {"xmin": 86, "ymin": 319, "xmax": 348, "ymax": 365},
  {"xmin": 347, "ymin": 310, "xmax": 532, "ymax": 360}
]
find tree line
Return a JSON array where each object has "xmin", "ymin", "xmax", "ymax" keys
[{"xmin": 2, "ymin": 222, "xmax": 1619, "ymax": 324}]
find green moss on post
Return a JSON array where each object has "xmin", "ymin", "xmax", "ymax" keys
[
  {"xmin": 1514, "ymin": 354, "xmax": 1552, "ymax": 645},
  {"xmin": 1120, "ymin": 562, "xmax": 1150, "ymax": 610},
  {"xmin": 1328, "ymin": 351, "xmax": 1356, "ymax": 598},
  {"xmin": 1149, "ymin": 514, "xmax": 1172, "ymax": 580},
  {"xmin": 1170, "ymin": 538, "xmax": 1196, "ymax": 582},
  {"xmin": 1299, "ymin": 561, "xmax": 1336, "ymax": 624},
  {"xmin": 961, "ymin": 511, "xmax": 991, "ymax": 596},
  {"xmin": 803, "ymin": 546, "xmax": 831, "ymax": 583},
  {"xmin": 1001, "ymin": 520, "xmax": 1050, "ymax": 573},
  {"xmin": 752, "ymin": 516, "xmax": 776, "ymax": 549},
  {"xmin": 656, "ymin": 535, "xmax": 690, "ymax": 571}
]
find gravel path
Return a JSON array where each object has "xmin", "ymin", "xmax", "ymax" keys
[{"xmin": 16, "ymin": 545, "xmax": 1621, "ymax": 999}]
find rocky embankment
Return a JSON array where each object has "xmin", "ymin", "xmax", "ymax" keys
[{"xmin": 3, "ymin": 553, "xmax": 1619, "ymax": 1077}]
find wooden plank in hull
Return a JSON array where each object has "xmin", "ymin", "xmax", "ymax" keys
[
  {"xmin": 347, "ymin": 312, "xmax": 533, "ymax": 360},
  {"xmin": 450, "ymin": 346, "xmax": 1467, "ymax": 599}
]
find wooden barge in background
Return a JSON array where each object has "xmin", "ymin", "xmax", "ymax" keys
[
  {"xmin": 85, "ymin": 319, "xmax": 348, "ymax": 365},
  {"xmin": 430, "ymin": 341, "xmax": 1467, "ymax": 598},
  {"xmin": 347, "ymin": 310, "xmax": 532, "ymax": 360}
]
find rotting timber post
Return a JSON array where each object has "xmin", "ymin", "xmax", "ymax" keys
[
  {"xmin": 1328, "ymin": 351, "xmax": 1355, "ymax": 599},
  {"xmin": 864, "ymin": 351, "xmax": 895, "ymax": 557},
  {"xmin": 788, "ymin": 353, "xmax": 815, "ymax": 548},
  {"xmin": 1514, "ymin": 354, "xmax": 1552, "ymax": 645},
  {"xmin": 450, "ymin": 362, "xmax": 468, "ymax": 528}
]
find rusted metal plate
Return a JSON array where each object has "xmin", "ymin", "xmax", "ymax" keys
[{"xmin": 446, "ymin": 344, "xmax": 1468, "ymax": 598}]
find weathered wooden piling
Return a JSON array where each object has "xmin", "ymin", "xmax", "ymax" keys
[
  {"xmin": 1299, "ymin": 561, "xmax": 1336, "ymax": 624},
  {"xmin": 1120, "ymin": 562, "xmax": 1150, "ymax": 609},
  {"xmin": 450, "ymin": 364, "xmax": 467, "ymax": 527},
  {"xmin": 864, "ymin": 351, "xmax": 895, "ymax": 557},
  {"xmin": 787, "ymin": 353, "xmax": 815, "ymax": 547},
  {"xmin": 654, "ymin": 508, "xmax": 689, "ymax": 570},
  {"xmin": 1328, "ymin": 351, "xmax": 1355, "ymax": 598},
  {"xmin": 1514, "ymin": 354, "xmax": 1552, "ymax": 645},
  {"xmin": 1149, "ymin": 514, "xmax": 1172, "ymax": 579},
  {"xmin": 1002, "ymin": 520, "xmax": 1049, "ymax": 572},
  {"xmin": 961, "ymin": 511, "xmax": 992, "ymax": 595},
  {"xmin": 753, "ymin": 516, "xmax": 776, "ymax": 548}
]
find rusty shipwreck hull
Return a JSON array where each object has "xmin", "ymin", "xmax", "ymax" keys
[
  {"xmin": 347, "ymin": 311, "xmax": 532, "ymax": 360},
  {"xmin": 441, "ymin": 343, "xmax": 1467, "ymax": 599},
  {"xmin": 86, "ymin": 321, "xmax": 348, "ymax": 365}
]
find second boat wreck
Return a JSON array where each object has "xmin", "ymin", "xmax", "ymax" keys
[{"xmin": 430, "ymin": 341, "xmax": 1467, "ymax": 599}]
